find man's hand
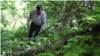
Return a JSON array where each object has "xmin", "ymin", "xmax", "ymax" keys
[
  {"xmin": 42, "ymin": 26, "xmax": 45, "ymax": 33},
  {"xmin": 27, "ymin": 22, "xmax": 29, "ymax": 27}
]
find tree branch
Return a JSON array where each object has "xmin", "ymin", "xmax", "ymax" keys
[
  {"xmin": 62, "ymin": 2, "xmax": 84, "ymax": 26},
  {"xmin": 38, "ymin": 2, "xmax": 84, "ymax": 36}
]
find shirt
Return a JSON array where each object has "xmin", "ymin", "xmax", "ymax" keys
[{"xmin": 28, "ymin": 9, "xmax": 46, "ymax": 26}]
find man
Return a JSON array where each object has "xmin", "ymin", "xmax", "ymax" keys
[{"xmin": 27, "ymin": 5, "xmax": 46, "ymax": 42}]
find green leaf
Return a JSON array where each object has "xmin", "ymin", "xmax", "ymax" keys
[
  {"xmin": 65, "ymin": 27, "xmax": 72, "ymax": 29},
  {"xmin": 0, "ymin": 23, "xmax": 4, "ymax": 28},
  {"xmin": 33, "ymin": 46, "xmax": 36, "ymax": 50},
  {"xmin": 3, "ymin": 23, "xmax": 8, "ymax": 27},
  {"xmin": 1, "ymin": 7, "xmax": 8, "ymax": 10},
  {"xmin": 79, "ymin": 22, "xmax": 87, "ymax": 28},
  {"xmin": 51, "ymin": 45, "xmax": 59, "ymax": 49},
  {"xmin": 54, "ymin": 23, "xmax": 61, "ymax": 25},
  {"xmin": 0, "ymin": 2, "xmax": 7, "ymax": 5},
  {"xmin": 63, "ymin": 45, "xmax": 71, "ymax": 48},
  {"xmin": 74, "ymin": 35, "xmax": 83, "ymax": 38},
  {"xmin": 63, "ymin": 42, "xmax": 73, "ymax": 48},
  {"xmin": 67, "ymin": 38, "xmax": 78, "ymax": 42},
  {"xmin": 64, "ymin": 52, "xmax": 79, "ymax": 56},
  {"xmin": 95, "ymin": 7, "xmax": 100, "ymax": 13},
  {"xmin": 35, "ymin": 52, "xmax": 54, "ymax": 56}
]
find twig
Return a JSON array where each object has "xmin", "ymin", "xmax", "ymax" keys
[
  {"xmin": 20, "ymin": 17, "xmax": 27, "ymax": 37},
  {"xmin": 66, "ymin": 1, "xmax": 75, "ymax": 18}
]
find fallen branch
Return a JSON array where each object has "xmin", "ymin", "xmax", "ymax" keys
[{"xmin": 37, "ymin": 24, "xmax": 54, "ymax": 36}]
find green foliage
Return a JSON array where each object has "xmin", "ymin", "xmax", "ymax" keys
[
  {"xmin": 1, "ymin": 2, "xmax": 8, "ymax": 10},
  {"xmin": 1, "ymin": 1, "xmax": 100, "ymax": 56},
  {"xmin": 35, "ymin": 52, "xmax": 54, "ymax": 56}
]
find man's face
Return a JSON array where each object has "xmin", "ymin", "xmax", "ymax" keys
[{"xmin": 37, "ymin": 9, "xmax": 42, "ymax": 15}]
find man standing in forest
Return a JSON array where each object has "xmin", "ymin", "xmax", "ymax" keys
[{"xmin": 27, "ymin": 5, "xmax": 46, "ymax": 42}]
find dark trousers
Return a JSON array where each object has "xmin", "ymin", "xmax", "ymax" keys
[{"xmin": 28, "ymin": 22, "xmax": 41, "ymax": 41}]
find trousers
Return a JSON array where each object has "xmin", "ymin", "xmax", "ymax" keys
[{"xmin": 28, "ymin": 22, "xmax": 41, "ymax": 41}]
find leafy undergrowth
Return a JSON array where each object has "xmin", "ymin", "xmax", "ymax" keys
[
  {"xmin": 1, "ymin": 16, "xmax": 100, "ymax": 56},
  {"xmin": 1, "ymin": 27, "xmax": 100, "ymax": 56},
  {"xmin": 35, "ymin": 30, "xmax": 100, "ymax": 56}
]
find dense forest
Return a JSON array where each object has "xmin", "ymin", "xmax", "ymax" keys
[{"xmin": 1, "ymin": 1, "xmax": 100, "ymax": 56}]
